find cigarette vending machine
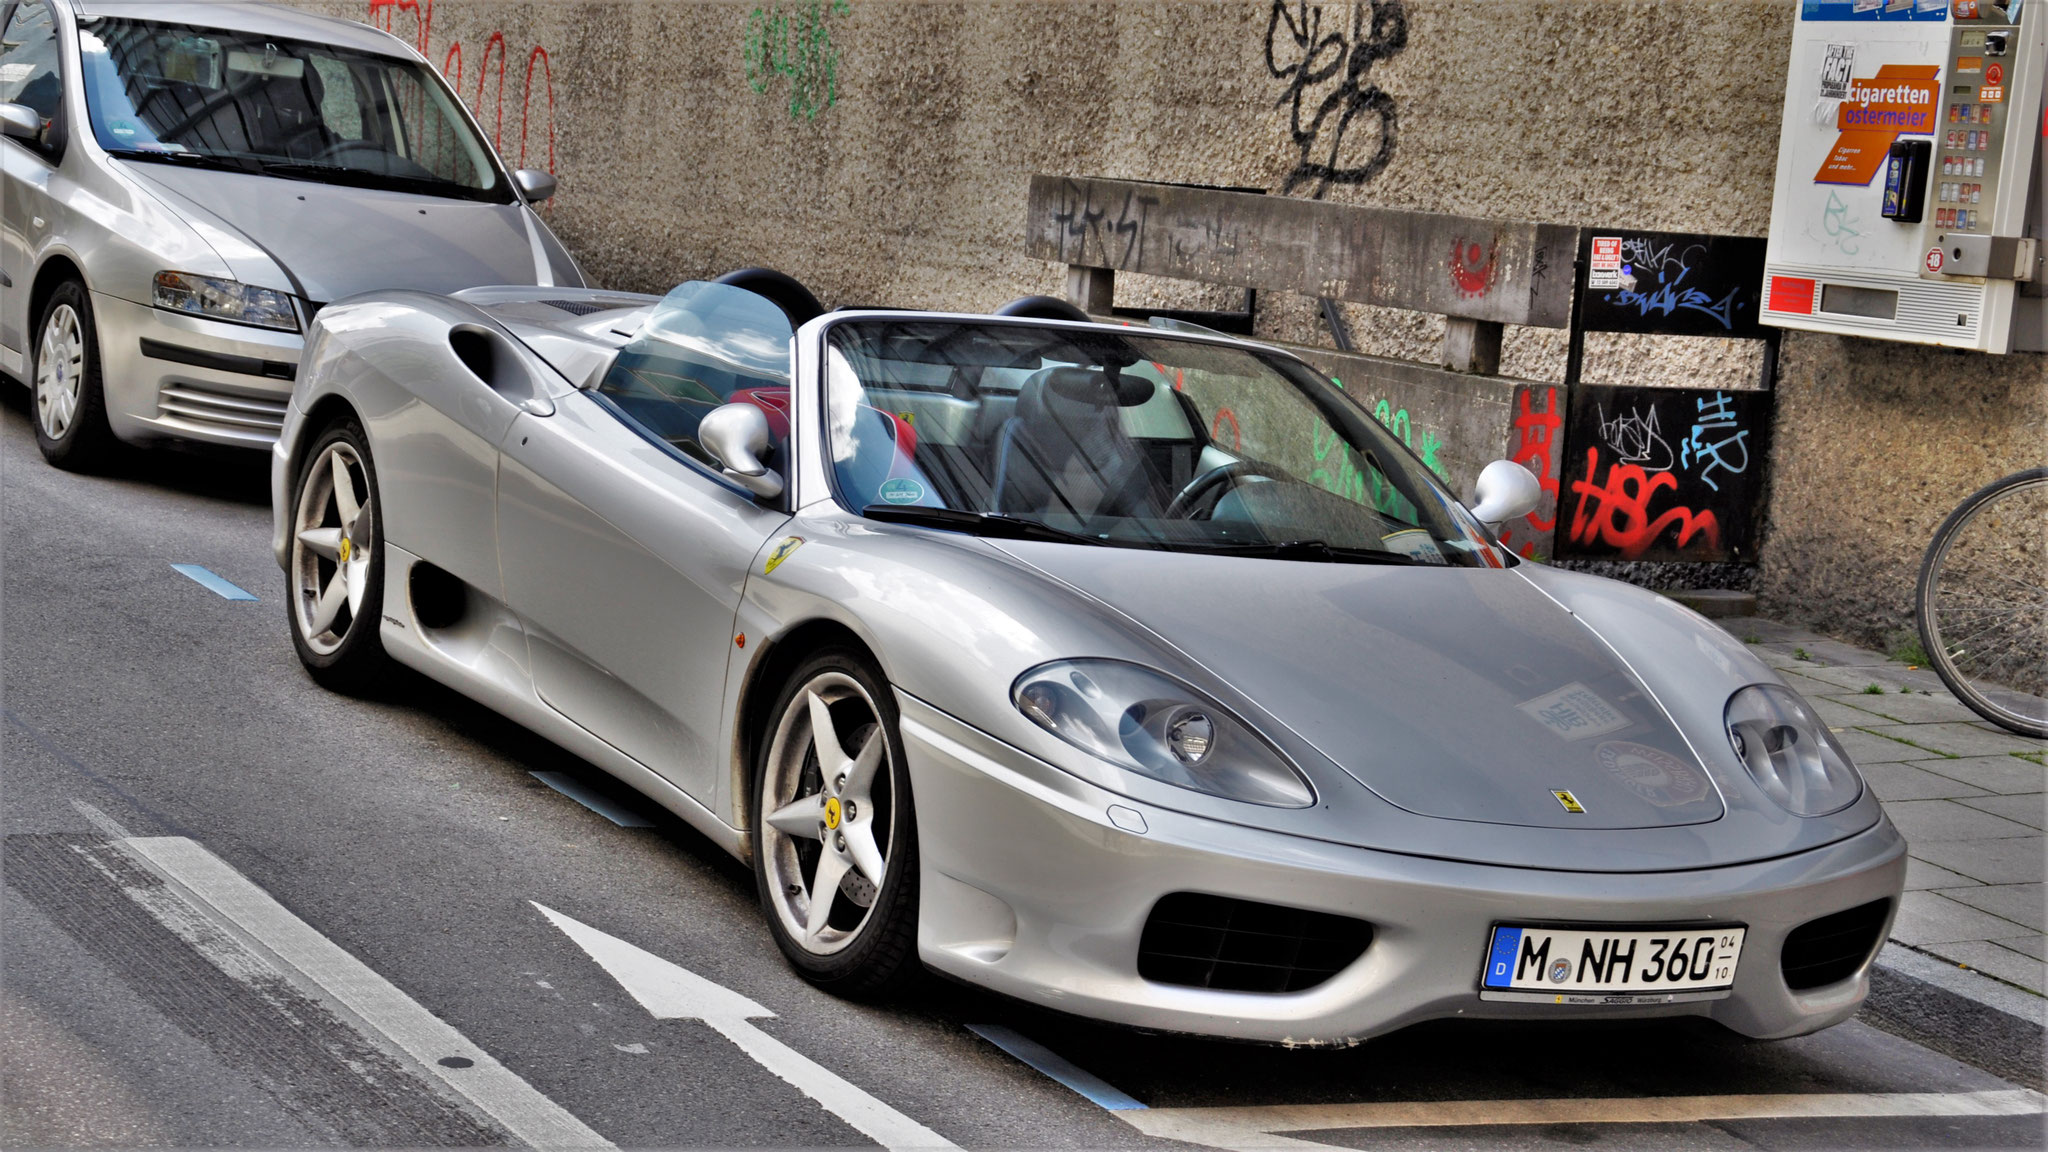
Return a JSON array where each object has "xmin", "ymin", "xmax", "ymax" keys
[{"xmin": 1763, "ymin": 0, "xmax": 2046, "ymax": 352}]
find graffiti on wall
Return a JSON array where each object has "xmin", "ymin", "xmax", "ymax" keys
[
  {"xmin": 366, "ymin": 0, "xmax": 557, "ymax": 176},
  {"xmin": 1263, "ymin": 0, "xmax": 1408, "ymax": 198},
  {"xmin": 744, "ymin": 0, "xmax": 852, "ymax": 121},
  {"xmin": 1579, "ymin": 232, "xmax": 1768, "ymax": 339},
  {"xmin": 1500, "ymin": 384, "xmax": 1565, "ymax": 559},
  {"xmin": 1556, "ymin": 386, "xmax": 1771, "ymax": 562}
]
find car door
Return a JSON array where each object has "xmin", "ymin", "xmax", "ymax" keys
[
  {"xmin": 495, "ymin": 283, "xmax": 794, "ymax": 805},
  {"xmin": 0, "ymin": 0, "xmax": 66, "ymax": 369}
]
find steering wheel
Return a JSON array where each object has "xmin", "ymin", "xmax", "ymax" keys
[{"xmin": 1164, "ymin": 460, "xmax": 1291, "ymax": 519}]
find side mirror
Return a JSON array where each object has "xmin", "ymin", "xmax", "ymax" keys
[
  {"xmin": 699, "ymin": 402, "xmax": 784, "ymax": 501},
  {"xmin": 512, "ymin": 168, "xmax": 557, "ymax": 202},
  {"xmin": 0, "ymin": 103, "xmax": 41, "ymax": 141},
  {"xmin": 1468, "ymin": 459, "xmax": 1541, "ymax": 530}
]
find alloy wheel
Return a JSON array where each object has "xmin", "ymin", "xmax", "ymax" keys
[
  {"xmin": 760, "ymin": 672, "xmax": 897, "ymax": 956},
  {"xmin": 34, "ymin": 304, "xmax": 84, "ymax": 442},
  {"xmin": 291, "ymin": 441, "xmax": 375, "ymax": 655}
]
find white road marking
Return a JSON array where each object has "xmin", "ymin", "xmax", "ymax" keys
[
  {"xmin": 534, "ymin": 902, "xmax": 957, "ymax": 1151},
  {"xmin": 1120, "ymin": 1090, "xmax": 2048, "ymax": 1149},
  {"xmin": 109, "ymin": 834, "xmax": 612, "ymax": 1149}
]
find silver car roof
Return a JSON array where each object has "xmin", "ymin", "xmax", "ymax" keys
[{"xmin": 60, "ymin": 0, "xmax": 410, "ymax": 58}]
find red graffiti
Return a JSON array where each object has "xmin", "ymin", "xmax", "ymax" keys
[
  {"xmin": 1567, "ymin": 448, "xmax": 1721, "ymax": 560},
  {"xmin": 1211, "ymin": 407, "xmax": 1241, "ymax": 451},
  {"xmin": 1503, "ymin": 385, "xmax": 1563, "ymax": 557},
  {"xmin": 1449, "ymin": 236, "xmax": 1498, "ymax": 298},
  {"xmin": 368, "ymin": 0, "xmax": 558, "ymax": 182}
]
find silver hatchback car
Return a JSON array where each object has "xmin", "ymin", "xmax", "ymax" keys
[{"xmin": 0, "ymin": 0, "xmax": 583, "ymax": 469}]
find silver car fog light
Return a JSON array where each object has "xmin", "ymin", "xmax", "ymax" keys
[
  {"xmin": 1012, "ymin": 659, "xmax": 1314, "ymax": 808},
  {"xmin": 154, "ymin": 271, "xmax": 300, "ymax": 332},
  {"xmin": 1725, "ymin": 684, "xmax": 1863, "ymax": 816}
]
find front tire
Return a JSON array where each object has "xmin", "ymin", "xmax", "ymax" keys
[
  {"xmin": 287, "ymin": 420, "xmax": 391, "ymax": 693},
  {"xmin": 753, "ymin": 647, "xmax": 921, "ymax": 997},
  {"xmin": 32, "ymin": 280, "xmax": 117, "ymax": 471}
]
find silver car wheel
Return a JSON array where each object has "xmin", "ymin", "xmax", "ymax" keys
[
  {"xmin": 34, "ymin": 304, "xmax": 84, "ymax": 442},
  {"xmin": 291, "ymin": 441, "xmax": 375, "ymax": 656},
  {"xmin": 760, "ymin": 672, "xmax": 896, "ymax": 957}
]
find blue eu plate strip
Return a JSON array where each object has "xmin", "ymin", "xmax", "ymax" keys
[
  {"xmin": 1484, "ymin": 927, "xmax": 1523, "ymax": 988},
  {"xmin": 171, "ymin": 564, "xmax": 258, "ymax": 601},
  {"xmin": 967, "ymin": 1024, "xmax": 1147, "ymax": 1111}
]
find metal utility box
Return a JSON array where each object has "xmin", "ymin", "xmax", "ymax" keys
[{"xmin": 1763, "ymin": 0, "xmax": 2046, "ymax": 352}]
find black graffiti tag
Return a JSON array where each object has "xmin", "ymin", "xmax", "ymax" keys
[{"xmin": 1264, "ymin": 0, "xmax": 1407, "ymax": 198}]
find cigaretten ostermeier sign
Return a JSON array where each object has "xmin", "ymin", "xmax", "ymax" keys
[{"xmin": 1815, "ymin": 63, "xmax": 1941, "ymax": 185}]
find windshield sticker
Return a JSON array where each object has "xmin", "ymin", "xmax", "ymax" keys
[
  {"xmin": 877, "ymin": 478, "xmax": 926, "ymax": 505},
  {"xmin": 1597, "ymin": 740, "xmax": 1710, "ymax": 806},
  {"xmin": 1379, "ymin": 529, "xmax": 1447, "ymax": 565},
  {"xmin": 1517, "ymin": 683, "xmax": 1630, "ymax": 741},
  {"xmin": 762, "ymin": 535, "xmax": 805, "ymax": 575}
]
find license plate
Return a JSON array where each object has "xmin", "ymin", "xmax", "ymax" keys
[{"xmin": 1479, "ymin": 924, "xmax": 1746, "ymax": 1004}]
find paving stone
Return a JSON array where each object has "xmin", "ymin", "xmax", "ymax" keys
[
  {"xmin": 1890, "ymin": 890, "xmax": 2038, "ymax": 945},
  {"xmin": 1938, "ymin": 884, "xmax": 2046, "ymax": 932},
  {"xmin": 1905, "ymin": 857, "xmax": 1983, "ymax": 890},
  {"xmin": 1816, "ymin": 691, "xmax": 1984, "ymax": 725},
  {"xmin": 1910, "ymin": 836, "xmax": 2048, "ymax": 885},
  {"xmin": 1863, "ymin": 762, "xmax": 1989, "ymax": 802},
  {"xmin": 1957, "ymin": 793, "xmax": 2048, "ymax": 831},
  {"xmin": 1779, "ymin": 669, "xmax": 1852, "ymax": 698},
  {"xmin": 1797, "ymin": 664, "xmax": 1908, "ymax": 691},
  {"xmin": 1909, "ymin": 755, "xmax": 2048, "ymax": 795},
  {"xmin": 1921, "ymin": 939, "xmax": 2047, "ymax": 993},
  {"xmin": 1811, "ymin": 695, "xmax": 1897, "ymax": 728},
  {"xmin": 1995, "ymin": 934, "xmax": 2047, "ymax": 961},
  {"xmin": 1882, "ymin": 799, "xmax": 2039, "ymax": 842},
  {"xmin": 1834, "ymin": 727, "xmax": 1929, "ymax": 765},
  {"xmin": 1859, "ymin": 722, "xmax": 2048, "ymax": 758},
  {"xmin": 1798, "ymin": 638, "xmax": 1898, "ymax": 666}
]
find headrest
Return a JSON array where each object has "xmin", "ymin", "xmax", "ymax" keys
[{"xmin": 1016, "ymin": 367, "xmax": 1152, "ymax": 424}]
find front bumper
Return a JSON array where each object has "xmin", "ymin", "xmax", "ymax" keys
[
  {"xmin": 95, "ymin": 292, "xmax": 301, "ymax": 449},
  {"xmin": 901, "ymin": 695, "xmax": 1907, "ymax": 1045}
]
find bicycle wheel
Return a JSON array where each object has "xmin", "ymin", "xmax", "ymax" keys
[{"xmin": 1915, "ymin": 468, "xmax": 2048, "ymax": 739}]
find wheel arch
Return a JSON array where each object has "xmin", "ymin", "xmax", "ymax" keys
[
  {"xmin": 730, "ymin": 617, "xmax": 884, "ymax": 857},
  {"xmin": 28, "ymin": 253, "xmax": 88, "ymax": 336}
]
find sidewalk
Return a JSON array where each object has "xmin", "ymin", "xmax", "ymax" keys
[{"xmin": 1737, "ymin": 617, "xmax": 2047, "ymax": 997}]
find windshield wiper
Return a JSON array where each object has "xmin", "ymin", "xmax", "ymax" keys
[
  {"xmin": 860, "ymin": 504, "xmax": 1105, "ymax": 546},
  {"xmin": 104, "ymin": 148, "xmax": 259, "ymax": 174},
  {"xmin": 1174, "ymin": 539, "xmax": 1428, "ymax": 565}
]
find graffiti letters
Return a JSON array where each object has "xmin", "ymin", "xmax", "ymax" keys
[
  {"xmin": 1049, "ymin": 180, "xmax": 1157, "ymax": 268},
  {"xmin": 367, "ymin": 1, "xmax": 557, "ymax": 178},
  {"xmin": 1820, "ymin": 190, "xmax": 1862, "ymax": 256},
  {"xmin": 1567, "ymin": 449, "xmax": 1723, "ymax": 560},
  {"xmin": 1595, "ymin": 403, "xmax": 1674, "ymax": 472},
  {"xmin": 1678, "ymin": 391, "xmax": 1750, "ymax": 492},
  {"xmin": 1600, "ymin": 239, "xmax": 1743, "ymax": 330},
  {"xmin": 1502, "ymin": 386, "xmax": 1564, "ymax": 557},
  {"xmin": 1448, "ymin": 237, "xmax": 1498, "ymax": 299},
  {"xmin": 744, "ymin": 0, "xmax": 851, "ymax": 121},
  {"xmin": 1264, "ymin": 0, "xmax": 1407, "ymax": 198}
]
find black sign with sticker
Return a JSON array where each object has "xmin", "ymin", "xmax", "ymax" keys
[
  {"xmin": 1576, "ymin": 232, "xmax": 1769, "ymax": 339},
  {"xmin": 1554, "ymin": 385, "xmax": 1773, "ymax": 563}
]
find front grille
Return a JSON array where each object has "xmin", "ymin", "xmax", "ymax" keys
[
  {"xmin": 1781, "ymin": 899, "xmax": 1890, "ymax": 991},
  {"xmin": 158, "ymin": 385, "xmax": 290, "ymax": 437},
  {"xmin": 1138, "ymin": 893, "xmax": 1372, "ymax": 993}
]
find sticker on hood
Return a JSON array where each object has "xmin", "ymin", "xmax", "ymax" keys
[
  {"xmin": 1517, "ymin": 682, "xmax": 1630, "ymax": 741},
  {"xmin": 1597, "ymin": 740, "xmax": 1710, "ymax": 807}
]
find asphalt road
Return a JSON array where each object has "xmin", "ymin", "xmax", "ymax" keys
[{"xmin": 2, "ymin": 388, "xmax": 2041, "ymax": 1151}]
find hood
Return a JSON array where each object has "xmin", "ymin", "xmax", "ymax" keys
[
  {"xmin": 992, "ymin": 545, "xmax": 1726, "ymax": 831},
  {"xmin": 123, "ymin": 166, "xmax": 544, "ymax": 302}
]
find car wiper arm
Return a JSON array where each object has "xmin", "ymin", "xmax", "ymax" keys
[
  {"xmin": 104, "ymin": 148, "xmax": 258, "ymax": 173},
  {"xmin": 860, "ymin": 504, "xmax": 1103, "ymax": 546},
  {"xmin": 1178, "ymin": 538, "xmax": 1427, "ymax": 565}
]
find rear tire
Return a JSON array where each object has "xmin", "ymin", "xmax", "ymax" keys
[
  {"xmin": 1915, "ymin": 468, "xmax": 2048, "ymax": 739},
  {"xmin": 752, "ymin": 647, "xmax": 921, "ymax": 998},
  {"xmin": 32, "ymin": 280, "xmax": 118, "ymax": 471},
  {"xmin": 287, "ymin": 419, "xmax": 392, "ymax": 693}
]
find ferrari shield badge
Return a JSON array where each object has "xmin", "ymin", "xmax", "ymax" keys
[
  {"xmin": 763, "ymin": 536, "xmax": 804, "ymax": 575},
  {"xmin": 1552, "ymin": 789, "xmax": 1586, "ymax": 814}
]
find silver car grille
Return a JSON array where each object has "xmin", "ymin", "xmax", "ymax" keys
[{"xmin": 158, "ymin": 385, "xmax": 291, "ymax": 437}]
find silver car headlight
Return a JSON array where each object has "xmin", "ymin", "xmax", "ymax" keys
[
  {"xmin": 154, "ymin": 271, "xmax": 300, "ymax": 332},
  {"xmin": 1724, "ymin": 684, "xmax": 1862, "ymax": 816},
  {"xmin": 1012, "ymin": 659, "xmax": 1314, "ymax": 807}
]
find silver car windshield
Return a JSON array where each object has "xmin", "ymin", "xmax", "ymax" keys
[
  {"xmin": 77, "ymin": 18, "xmax": 510, "ymax": 203},
  {"xmin": 824, "ymin": 320, "xmax": 1510, "ymax": 567}
]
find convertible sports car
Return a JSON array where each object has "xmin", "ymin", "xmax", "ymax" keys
[{"xmin": 271, "ymin": 274, "xmax": 1905, "ymax": 1043}]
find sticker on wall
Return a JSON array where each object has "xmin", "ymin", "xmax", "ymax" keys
[
  {"xmin": 1588, "ymin": 236, "xmax": 1624, "ymax": 290},
  {"xmin": 1819, "ymin": 43, "xmax": 1858, "ymax": 98}
]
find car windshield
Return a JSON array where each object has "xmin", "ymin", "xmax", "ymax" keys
[
  {"xmin": 76, "ymin": 17, "xmax": 510, "ymax": 202},
  {"xmin": 824, "ymin": 320, "xmax": 1510, "ymax": 567}
]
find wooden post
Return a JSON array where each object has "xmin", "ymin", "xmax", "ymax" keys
[
  {"xmin": 1441, "ymin": 318, "xmax": 1503, "ymax": 375},
  {"xmin": 1066, "ymin": 265, "xmax": 1114, "ymax": 314}
]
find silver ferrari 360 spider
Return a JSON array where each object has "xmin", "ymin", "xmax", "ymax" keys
[{"xmin": 271, "ymin": 274, "xmax": 1904, "ymax": 1043}]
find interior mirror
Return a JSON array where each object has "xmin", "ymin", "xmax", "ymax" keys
[
  {"xmin": 699, "ymin": 402, "xmax": 784, "ymax": 501},
  {"xmin": 1468, "ymin": 459, "xmax": 1541, "ymax": 530},
  {"xmin": 512, "ymin": 168, "xmax": 557, "ymax": 202},
  {"xmin": 0, "ymin": 103, "xmax": 41, "ymax": 141}
]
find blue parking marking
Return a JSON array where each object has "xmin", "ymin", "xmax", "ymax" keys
[
  {"xmin": 967, "ymin": 1024, "xmax": 1147, "ymax": 1111},
  {"xmin": 171, "ymin": 564, "xmax": 258, "ymax": 601},
  {"xmin": 1485, "ymin": 927, "xmax": 1522, "ymax": 988}
]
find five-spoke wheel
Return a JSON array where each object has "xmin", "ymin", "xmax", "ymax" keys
[
  {"xmin": 754, "ymin": 650, "xmax": 919, "ymax": 995},
  {"xmin": 288, "ymin": 421, "xmax": 390, "ymax": 691}
]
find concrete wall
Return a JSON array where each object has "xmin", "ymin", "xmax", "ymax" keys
[{"xmin": 303, "ymin": 0, "xmax": 2046, "ymax": 650}]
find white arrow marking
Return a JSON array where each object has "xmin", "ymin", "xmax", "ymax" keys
[{"xmin": 532, "ymin": 903, "xmax": 957, "ymax": 1151}]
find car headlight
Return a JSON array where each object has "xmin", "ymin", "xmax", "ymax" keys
[
  {"xmin": 1012, "ymin": 659, "xmax": 1314, "ymax": 807},
  {"xmin": 154, "ymin": 271, "xmax": 299, "ymax": 332},
  {"xmin": 1724, "ymin": 684, "xmax": 1862, "ymax": 816}
]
